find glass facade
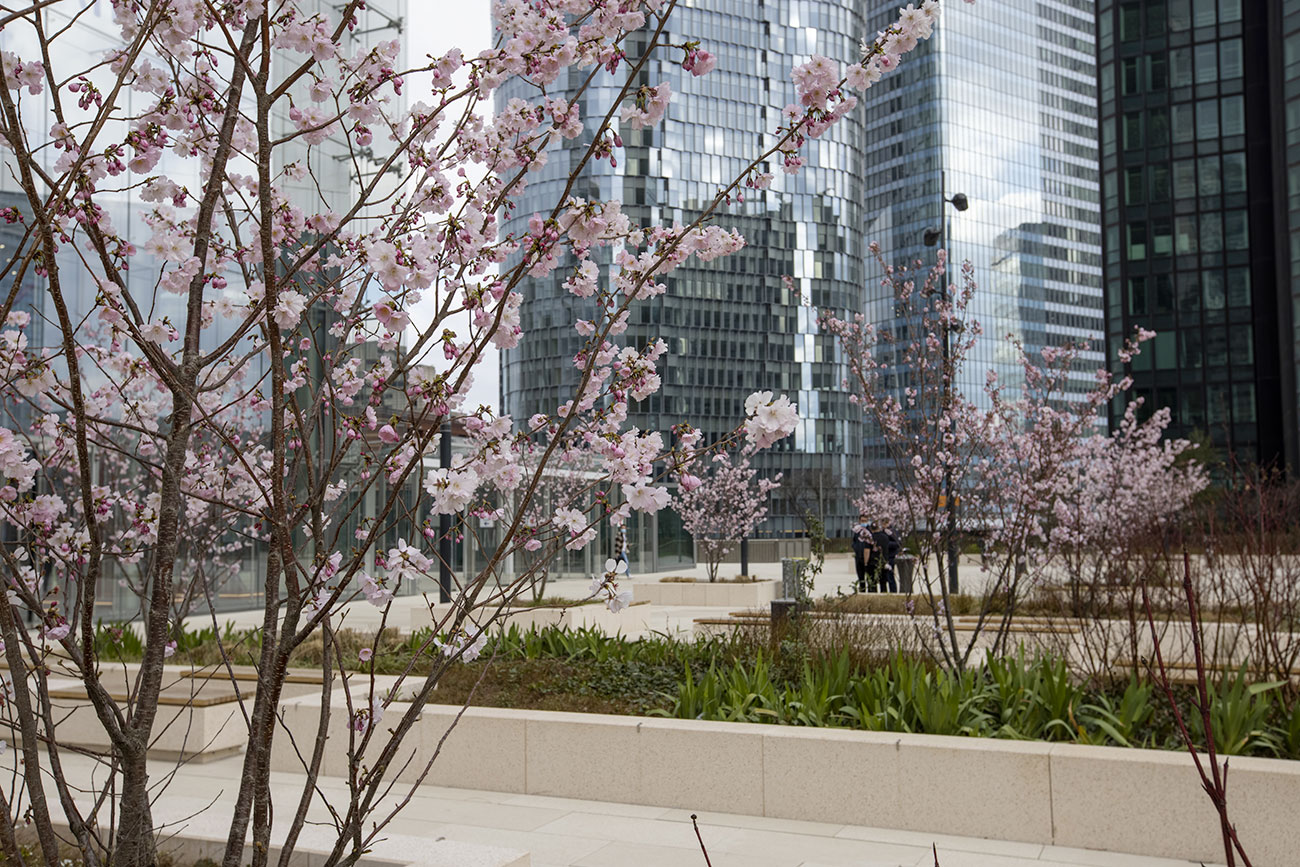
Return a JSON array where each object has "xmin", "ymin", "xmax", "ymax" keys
[
  {"xmin": 1097, "ymin": 0, "xmax": 1299, "ymax": 469},
  {"xmin": 498, "ymin": 0, "xmax": 868, "ymax": 546},
  {"xmin": 1278, "ymin": 2, "xmax": 1300, "ymax": 469},
  {"xmin": 859, "ymin": 0, "xmax": 1105, "ymax": 458},
  {"xmin": 0, "ymin": 1, "xmax": 408, "ymax": 618}
]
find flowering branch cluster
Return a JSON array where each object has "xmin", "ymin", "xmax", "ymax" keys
[
  {"xmin": 674, "ymin": 453, "xmax": 781, "ymax": 583},
  {"xmin": 823, "ymin": 245, "xmax": 1201, "ymax": 671}
]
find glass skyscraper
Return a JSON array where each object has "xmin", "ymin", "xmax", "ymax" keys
[
  {"xmin": 858, "ymin": 0, "xmax": 1106, "ymax": 426},
  {"xmin": 1096, "ymin": 0, "xmax": 1299, "ymax": 470},
  {"xmin": 499, "ymin": 0, "xmax": 869, "ymax": 561},
  {"xmin": 0, "ymin": 1, "xmax": 408, "ymax": 617},
  {"xmin": 1280, "ymin": 3, "xmax": 1300, "ymax": 470}
]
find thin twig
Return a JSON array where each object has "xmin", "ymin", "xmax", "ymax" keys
[
  {"xmin": 690, "ymin": 814, "xmax": 713, "ymax": 867},
  {"xmin": 1139, "ymin": 551, "xmax": 1254, "ymax": 867}
]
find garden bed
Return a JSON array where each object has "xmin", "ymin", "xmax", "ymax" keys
[{"xmin": 94, "ymin": 621, "xmax": 1300, "ymax": 759}]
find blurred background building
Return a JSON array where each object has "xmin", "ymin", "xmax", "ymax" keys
[{"xmin": 0, "ymin": 0, "xmax": 410, "ymax": 619}]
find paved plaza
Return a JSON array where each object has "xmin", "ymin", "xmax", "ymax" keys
[
  {"xmin": 186, "ymin": 553, "xmax": 988, "ymax": 640},
  {"xmin": 158, "ymin": 555, "xmax": 1255, "ymax": 866},
  {"xmin": 26, "ymin": 751, "xmax": 1219, "ymax": 867}
]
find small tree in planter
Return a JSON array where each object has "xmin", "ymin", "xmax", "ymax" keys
[
  {"xmin": 822, "ymin": 248, "xmax": 1199, "ymax": 673},
  {"xmin": 674, "ymin": 450, "xmax": 780, "ymax": 583}
]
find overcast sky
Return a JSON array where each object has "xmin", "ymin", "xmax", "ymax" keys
[
  {"xmin": 407, "ymin": 2, "xmax": 492, "ymax": 65},
  {"xmin": 404, "ymin": 2, "xmax": 499, "ymax": 412}
]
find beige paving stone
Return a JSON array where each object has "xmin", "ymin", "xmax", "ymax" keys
[
  {"xmin": 657, "ymin": 807, "xmax": 846, "ymax": 838},
  {"xmin": 401, "ymin": 822, "xmax": 606, "ymax": 865},
  {"xmin": 1038, "ymin": 847, "xmax": 1219, "ymax": 867},
  {"xmin": 498, "ymin": 793, "xmax": 673, "ymax": 820},
  {"xmin": 411, "ymin": 782, "xmax": 520, "ymax": 804},
  {"xmin": 530, "ymin": 811, "xmax": 746, "ymax": 852},
  {"xmin": 918, "ymin": 852, "xmax": 1049, "ymax": 867},
  {"xmin": 836, "ymin": 826, "xmax": 1045, "ymax": 859},
  {"xmin": 571, "ymin": 840, "xmax": 797, "ymax": 867},
  {"xmin": 382, "ymin": 795, "xmax": 567, "ymax": 833},
  {"xmin": 718, "ymin": 825, "xmax": 931, "ymax": 866}
]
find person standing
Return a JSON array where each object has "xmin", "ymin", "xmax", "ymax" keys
[
  {"xmin": 613, "ymin": 524, "xmax": 630, "ymax": 573},
  {"xmin": 873, "ymin": 522, "xmax": 900, "ymax": 593},
  {"xmin": 851, "ymin": 514, "xmax": 872, "ymax": 593},
  {"xmin": 862, "ymin": 522, "xmax": 888, "ymax": 592}
]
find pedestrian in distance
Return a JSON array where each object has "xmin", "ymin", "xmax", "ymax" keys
[
  {"xmin": 862, "ymin": 521, "xmax": 888, "ymax": 592},
  {"xmin": 850, "ymin": 513, "xmax": 872, "ymax": 593},
  {"xmin": 872, "ymin": 522, "xmax": 900, "ymax": 592}
]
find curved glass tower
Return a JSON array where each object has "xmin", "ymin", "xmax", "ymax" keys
[
  {"xmin": 499, "ymin": 0, "xmax": 869, "ymax": 566},
  {"xmin": 859, "ymin": 0, "xmax": 1105, "ymax": 414}
]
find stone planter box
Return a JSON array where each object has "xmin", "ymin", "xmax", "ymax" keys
[
  {"xmin": 408, "ymin": 602, "xmax": 580, "ymax": 633},
  {"xmin": 698, "ymin": 537, "xmax": 811, "ymax": 564},
  {"xmin": 43, "ymin": 675, "xmax": 252, "ymax": 761},
  {"xmin": 274, "ymin": 699, "xmax": 1300, "ymax": 867},
  {"xmin": 632, "ymin": 579, "xmax": 779, "ymax": 607}
]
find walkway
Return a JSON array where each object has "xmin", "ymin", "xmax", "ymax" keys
[{"xmin": 183, "ymin": 553, "xmax": 973, "ymax": 640}]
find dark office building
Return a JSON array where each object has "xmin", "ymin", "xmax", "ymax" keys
[{"xmin": 1097, "ymin": 0, "xmax": 1299, "ymax": 470}]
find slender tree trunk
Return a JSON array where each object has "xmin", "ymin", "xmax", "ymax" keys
[
  {"xmin": 220, "ymin": 550, "xmax": 282, "ymax": 867},
  {"xmin": 0, "ymin": 607, "xmax": 60, "ymax": 867},
  {"xmin": 111, "ymin": 750, "xmax": 156, "ymax": 867}
]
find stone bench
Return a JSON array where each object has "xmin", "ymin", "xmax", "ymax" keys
[
  {"xmin": 1120, "ymin": 657, "xmax": 1300, "ymax": 684},
  {"xmin": 42, "ymin": 677, "xmax": 253, "ymax": 761},
  {"xmin": 181, "ymin": 663, "xmax": 324, "ymax": 698},
  {"xmin": 634, "ymin": 579, "xmax": 779, "ymax": 607}
]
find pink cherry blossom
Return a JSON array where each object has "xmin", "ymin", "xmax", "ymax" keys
[
  {"xmin": 674, "ymin": 454, "xmax": 780, "ymax": 583},
  {"xmin": 0, "ymin": 1, "xmax": 968, "ymax": 859}
]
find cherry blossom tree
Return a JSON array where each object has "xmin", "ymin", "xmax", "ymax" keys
[
  {"xmin": 822, "ymin": 246, "xmax": 1197, "ymax": 672},
  {"xmin": 1048, "ymin": 402, "xmax": 1209, "ymax": 606},
  {"xmin": 674, "ymin": 448, "xmax": 782, "ymax": 583},
  {"xmin": 0, "ymin": 1, "xmax": 949, "ymax": 866},
  {"xmin": 1034, "ymin": 401, "xmax": 1209, "ymax": 680},
  {"xmin": 512, "ymin": 449, "xmax": 598, "ymax": 602}
]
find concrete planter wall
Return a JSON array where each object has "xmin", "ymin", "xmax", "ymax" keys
[
  {"xmin": 696, "ymin": 537, "xmax": 811, "ymax": 564},
  {"xmin": 632, "ymin": 579, "xmax": 779, "ymax": 607},
  {"xmin": 408, "ymin": 603, "xmax": 582, "ymax": 632},
  {"xmin": 273, "ymin": 699, "xmax": 1299, "ymax": 867}
]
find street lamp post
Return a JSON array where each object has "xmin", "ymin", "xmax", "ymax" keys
[
  {"xmin": 438, "ymin": 425, "xmax": 453, "ymax": 603},
  {"xmin": 924, "ymin": 172, "xmax": 968, "ymax": 596}
]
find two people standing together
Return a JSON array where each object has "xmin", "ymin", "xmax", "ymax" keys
[{"xmin": 851, "ymin": 514, "xmax": 900, "ymax": 593}]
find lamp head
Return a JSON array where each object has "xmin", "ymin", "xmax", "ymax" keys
[
  {"xmin": 923, "ymin": 226, "xmax": 942, "ymax": 247},
  {"xmin": 950, "ymin": 192, "xmax": 969, "ymax": 211}
]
